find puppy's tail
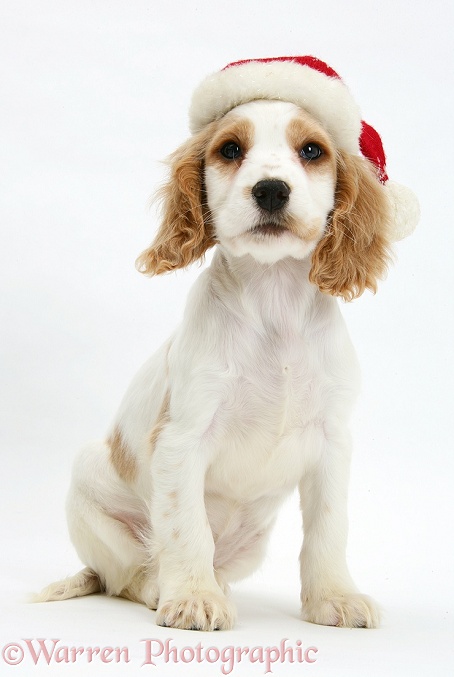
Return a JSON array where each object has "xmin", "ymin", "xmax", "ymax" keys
[{"xmin": 32, "ymin": 567, "xmax": 102, "ymax": 603}]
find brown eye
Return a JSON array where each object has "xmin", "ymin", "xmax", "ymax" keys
[
  {"xmin": 300, "ymin": 143, "xmax": 323, "ymax": 161},
  {"xmin": 220, "ymin": 142, "xmax": 242, "ymax": 160}
]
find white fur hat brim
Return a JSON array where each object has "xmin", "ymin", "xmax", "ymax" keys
[{"xmin": 189, "ymin": 60, "xmax": 362, "ymax": 154}]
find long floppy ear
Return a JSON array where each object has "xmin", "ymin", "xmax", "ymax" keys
[
  {"xmin": 136, "ymin": 126, "xmax": 216, "ymax": 276},
  {"xmin": 309, "ymin": 151, "xmax": 392, "ymax": 301}
]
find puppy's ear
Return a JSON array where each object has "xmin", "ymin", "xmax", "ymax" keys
[
  {"xmin": 310, "ymin": 151, "xmax": 392, "ymax": 301},
  {"xmin": 136, "ymin": 127, "xmax": 216, "ymax": 276}
]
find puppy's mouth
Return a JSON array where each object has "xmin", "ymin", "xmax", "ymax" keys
[{"xmin": 248, "ymin": 222, "xmax": 290, "ymax": 237}]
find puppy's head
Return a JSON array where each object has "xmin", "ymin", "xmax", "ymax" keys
[{"xmin": 137, "ymin": 100, "xmax": 391, "ymax": 301}]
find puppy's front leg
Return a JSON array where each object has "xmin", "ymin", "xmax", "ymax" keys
[
  {"xmin": 150, "ymin": 427, "xmax": 235, "ymax": 631},
  {"xmin": 299, "ymin": 425, "xmax": 380, "ymax": 628}
]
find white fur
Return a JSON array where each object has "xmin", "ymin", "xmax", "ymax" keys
[{"xmin": 36, "ymin": 101, "xmax": 380, "ymax": 631}]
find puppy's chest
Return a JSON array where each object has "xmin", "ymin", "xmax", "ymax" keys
[
  {"xmin": 206, "ymin": 333, "xmax": 325, "ymax": 499},
  {"xmin": 230, "ymin": 330, "xmax": 323, "ymax": 429}
]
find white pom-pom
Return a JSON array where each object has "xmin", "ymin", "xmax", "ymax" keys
[{"xmin": 386, "ymin": 181, "xmax": 420, "ymax": 241}]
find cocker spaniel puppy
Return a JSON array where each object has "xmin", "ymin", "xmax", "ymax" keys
[{"xmin": 36, "ymin": 57, "xmax": 418, "ymax": 630}]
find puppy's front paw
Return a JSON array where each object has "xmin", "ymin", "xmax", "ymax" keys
[
  {"xmin": 156, "ymin": 591, "xmax": 236, "ymax": 631},
  {"xmin": 302, "ymin": 592, "xmax": 380, "ymax": 628}
]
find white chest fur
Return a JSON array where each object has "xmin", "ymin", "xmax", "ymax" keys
[{"xmin": 176, "ymin": 251, "xmax": 360, "ymax": 503}]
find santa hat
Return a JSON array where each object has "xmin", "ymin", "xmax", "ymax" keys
[{"xmin": 189, "ymin": 56, "xmax": 419, "ymax": 241}]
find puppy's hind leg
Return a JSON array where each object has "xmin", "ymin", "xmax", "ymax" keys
[
  {"xmin": 117, "ymin": 562, "xmax": 160, "ymax": 609},
  {"xmin": 35, "ymin": 441, "xmax": 156, "ymax": 607},
  {"xmin": 32, "ymin": 567, "xmax": 101, "ymax": 602}
]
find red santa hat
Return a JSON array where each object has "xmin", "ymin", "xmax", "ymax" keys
[{"xmin": 189, "ymin": 56, "xmax": 419, "ymax": 241}]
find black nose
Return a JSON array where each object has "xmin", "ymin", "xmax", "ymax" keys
[{"xmin": 252, "ymin": 179, "xmax": 290, "ymax": 213}]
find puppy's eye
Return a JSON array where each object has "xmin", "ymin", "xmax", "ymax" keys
[
  {"xmin": 300, "ymin": 143, "xmax": 323, "ymax": 161},
  {"xmin": 220, "ymin": 142, "xmax": 242, "ymax": 160}
]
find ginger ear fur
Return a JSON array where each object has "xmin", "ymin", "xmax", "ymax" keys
[
  {"xmin": 136, "ymin": 126, "xmax": 216, "ymax": 276},
  {"xmin": 309, "ymin": 151, "xmax": 392, "ymax": 302}
]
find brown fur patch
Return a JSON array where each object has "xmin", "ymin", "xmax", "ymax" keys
[
  {"xmin": 108, "ymin": 428, "xmax": 137, "ymax": 483},
  {"xmin": 302, "ymin": 222, "xmax": 323, "ymax": 242},
  {"xmin": 283, "ymin": 213, "xmax": 324, "ymax": 242},
  {"xmin": 310, "ymin": 151, "xmax": 392, "ymax": 301},
  {"xmin": 149, "ymin": 390, "xmax": 170, "ymax": 455},
  {"xmin": 286, "ymin": 111, "xmax": 336, "ymax": 174},
  {"xmin": 205, "ymin": 116, "xmax": 254, "ymax": 177}
]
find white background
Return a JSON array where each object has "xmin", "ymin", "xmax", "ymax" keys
[{"xmin": 1, "ymin": 1, "xmax": 453, "ymax": 675}]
